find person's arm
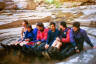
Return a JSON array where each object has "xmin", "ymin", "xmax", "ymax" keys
[
  {"xmin": 70, "ymin": 29, "xmax": 79, "ymax": 52},
  {"xmin": 21, "ymin": 28, "xmax": 24, "ymax": 39},
  {"xmin": 36, "ymin": 31, "xmax": 40, "ymax": 42},
  {"xmin": 82, "ymin": 30, "xmax": 94, "ymax": 47},
  {"xmin": 23, "ymin": 31, "xmax": 28, "ymax": 41},
  {"xmin": 70, "ymin": 29, "xmax": 76, "ymax": 46},
  {"xmin": 33, "ymin": 28, "xmax": 38, "ymax": 40},
  {"xmin": 46, "ymin": 31, "xmax": 50, "ymax": 44},
  {"xmin": 41, "ymin": 29, "xmax": 49, "ymax": 43},
  {"xmin": 55, "ymin": 30, "xmax": 61, "ymax": 41},
  {"xmin": 61, "ymin": 30, "xmax": 70, "ymax": 43}
]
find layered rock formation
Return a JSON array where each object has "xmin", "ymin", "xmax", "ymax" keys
[{"xmin": 0, "ymin": 0, "xmax": 36, "ymax": 10}]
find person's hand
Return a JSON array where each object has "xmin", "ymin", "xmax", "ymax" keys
[
  {"xmin": 25, "ymin": 39, "xmax": 30, "ymax": 41},
  {"xmin": 75, "ymin": 46, "xmax": 80, "ymax": 53},
  {"xmin": 21, "ymin": 36, "xmax": 23, "ymax": 40},
  {"xmin": 45, "ymin": 44, "xmax": 49, "ymax": 49},
  {"xmin": 37, "ymin": 41, "xmax": 41, "ymax": 45},
  {"xmin": 56, "ymin": 37, "xmax": 60, "ymax": 41},
  {"xmin": 76, "ymin": 49, "xmax": 80, "ymax": 53}
]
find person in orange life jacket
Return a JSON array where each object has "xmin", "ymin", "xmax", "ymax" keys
[{"xmin": 70, "ymin": 22, "xmax": 96, "ymax": 53}]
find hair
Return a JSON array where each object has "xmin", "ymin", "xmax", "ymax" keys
[
  {"xmin": 23, "ymin": 20, "xmax": 28, "ymax": 25},
  {"xmin": 73, "ymin": 22, "xmax": 80, "ymax": 28},
  {"xmin": 26, "ymin": 24, "xmax": 33, "ymax": 31},
  {"xmin": 50, "ymin": 22, "xmax": 56, "ymax": 26},
  {"xmin": 60, "ymin": 21, "xmax": 67, "ymax": 27},
  {"xmin": 37, "ymin": 22, "xmax": 44, "ymax": 28}
]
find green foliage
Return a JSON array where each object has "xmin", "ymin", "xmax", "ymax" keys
[
  {"xmin": 45, "ymin": 0, "xmax": 54, "ymax": 4},
  {"xmin": 45, "ymin": 0, "xmax": 61, "ymax": 8}
]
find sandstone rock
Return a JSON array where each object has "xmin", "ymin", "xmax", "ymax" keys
[
  {"xmin": 0, "ymin": 2, "xmax": 5, "ymax": 11},
  {"xmin": 26, "ymin": 0, "xmax": 36, "ymax": 10}
]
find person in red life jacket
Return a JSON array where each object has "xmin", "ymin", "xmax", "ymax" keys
[
  {"xmin": 59, "ymin": 22, "xmax": 96, "ymax": 60},
  {"xmin": 36, "ymin": 22, "xmax": 49, "ymax": 44},
  {"xmin": 53, "ymin": 21, "xmax": 76, "ymax": 59},
  {"xmin": 49, "ymin": 21, "xmax": 71, "ymax": 51},
  {"xmin": 32, "ymin": 22, "xmax": 49, "ymax": 56},
  {"xmin": 26, "ymin": 22, "xmax": 49, "ymax": 45},
  {"xmin": 22, "ymin": 22, "xmax": 49, "ymax": 55}
]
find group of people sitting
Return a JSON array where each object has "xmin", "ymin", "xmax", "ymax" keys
[{"xmin": 1, "ymin": 20, "xmax": 96, "ymax": 60}]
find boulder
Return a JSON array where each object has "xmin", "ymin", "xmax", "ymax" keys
[{"xmin": 26, "ymin": 0, "xmax": 36, "ymax": 10}]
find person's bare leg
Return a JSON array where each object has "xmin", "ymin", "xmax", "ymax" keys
[
  {"xmin": 56, "ymin": 41, "xmax": 62, "ymax": 50},
  {"xmin": 52, "ymin": 40, "xmax": 58, "ymax": 47}
]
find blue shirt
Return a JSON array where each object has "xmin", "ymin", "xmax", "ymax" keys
[
  {"xmin": 70, "ymin": 28, "xmax": 94, "ymax": 51},
  {"xmin": 46, "ymin": 29, "xmax": 60, "ymax": 46},
  {"xmin": 23, "ymin": 30, "xmax": 35, "ymax": 41},
  {"xmin": 33, "ymin": 28, "xmax": 38, "ymax": 40}
]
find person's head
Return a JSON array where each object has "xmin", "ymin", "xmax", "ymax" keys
[
  {"xmin": 60, "ymin": 21, "xmax": 67, "ymax": 30},
  {"xmin": 37, "ymin": 22, "xmax": 44, "ymax": 31},
  {"xmin": 22, "ymin": 20, "xmax": 28, "ymax": 27},
  {"xmin": 26, "ymin": 24, "xmax": 33, "ymax": 32},
  {"xmin": 50, "ymin": 22, "xmax": 56, "ymax": 31},
  {"xmin": 72, "ymin": 22, "xmax": 80, "ymax": 32}
]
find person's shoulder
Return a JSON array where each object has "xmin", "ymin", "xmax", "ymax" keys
[
  {"xmin": 48, "ymin": 29, "xmax": 51, "ymax": 32},
  {"xmin": 44, "ymin": 28, "xmax": 49, "ymax": 32},
  {"xmin": 25, "ymin": 30, "xmax": 28, "ymax": 34},
  {"xmin": 33, "ymin": 28, "xmax": 38, "ymax": 32},
  {"xmin": 80, "ymin": 28, "xmax": 86, "ymax": 33},
  {"xmin": 22, "ymin": 27, "xmax": 24, "ymax": 31},
  {"xmin": 33, "ymin": 28, "xmax": 38, "ymax": 30},
  {"xmin": 66, "ymin": 27, "xmax": 71, "ymax": 32},
  {"xmin": 45, "ymin": 28, "xmax": 49, "ymax": 30},
  {"xmin": 55, "ymin": 28, "xmax": 59, "ymax": 31},
  {"xmin": 47, "ymin": 29, "xmax": 52, "ymax": 34}
]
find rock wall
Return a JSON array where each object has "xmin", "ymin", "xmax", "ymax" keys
[{"xmin": 0, "ymin": 0, "xmax": 36, "ymax": 10}]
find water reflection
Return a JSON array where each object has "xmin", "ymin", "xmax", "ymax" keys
[{"xmin": 0, "ymin": 49, "xmax": 57, "ymax": 64}]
